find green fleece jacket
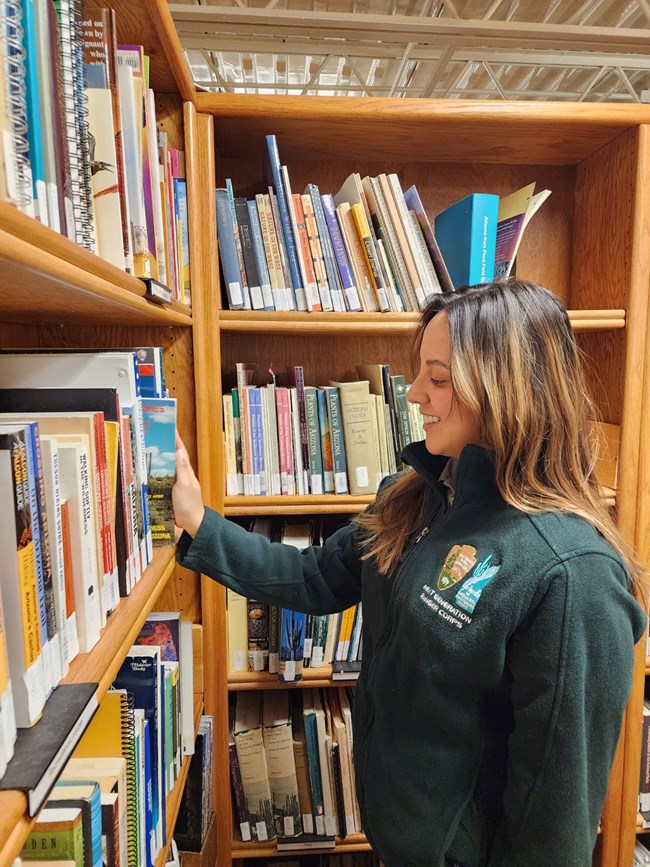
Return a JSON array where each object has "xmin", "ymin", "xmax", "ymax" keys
[{"xmin": 177, "ymin": 442, "xmax": 646, "ymax": 867}]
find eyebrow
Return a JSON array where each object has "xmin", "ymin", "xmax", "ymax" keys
[{"xmin": 425, "ymin": 359, "xmax": 450, "ymax": 369}]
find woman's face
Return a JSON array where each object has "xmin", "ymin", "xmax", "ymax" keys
[{"xmin": 407, "ymin": 311, "xmax": 482, "ymax": 458}]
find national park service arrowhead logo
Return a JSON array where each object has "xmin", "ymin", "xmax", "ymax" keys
[{"xmin": 437, "ymin": 544, "xmax": 477, "ymax": 591}]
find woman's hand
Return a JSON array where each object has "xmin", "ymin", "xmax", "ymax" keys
[{"xmin": 173, "ymin": 433, "xmax": 205, "ymax": 538}]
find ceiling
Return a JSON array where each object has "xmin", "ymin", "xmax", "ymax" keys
[{"xmin": 169, "ymin": 0, "xmax": 650, "ymax": 100}]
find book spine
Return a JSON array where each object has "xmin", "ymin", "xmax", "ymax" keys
[
  {"xmin": 229, "ymin": 738, "xmax": 251, "ymax": 841},
  {"xmin": 275, "ymin": 387, "xmax": 295, "ymax": 496},
  {"xmin": 268, "ymin": 604, "xmax": 280, "ymax": 674},
  {"xmin": 268, "ymin": 190, "xmax": 295, "ymax": 310},
  {"xmin": 263, "ymin": 721, "xmax": 303, "ymax": 838},
  {"xmin": 286, "ymin": 367, "xmax": 310, "ymax": 495},
  {"xmin": 234, "ymin": 197, "xmax": 263, "ymax": 310},
  {"xmin": 247, "ymin": 599, "xmax": 269, "ymax": 672},
  {"xmin": 256, "ymin": 193, "xmax": 285, "ymax": 311},
  {"xmin": 248, "ymin": 387, "xmax": 266, "ymax": 496},
  {"xmin": 265, "ymin": 135, "xmax": 303, "ymax": 304},
  {"xmin": 303, "ymin": 712, "xmax": 324, "ymax": 832},
  {"xmin": 291, "ymin": 192, "xmax": 320, "ymax": 311},
  {"xmin": 225, "ymin": 179, "xmax": 250, "ymax": 308},
  {"xmin": 350, "ymin": 203, "xmax": 390, "ymax": 312},
  {"xmin": 317, "ymin": 388, "xmax": 334, "ymax": 493},
  {"xmin": 222, "ymin": 394, "xmax": 240, "ymax": 496},
  {"xmin": 409, "ymin": 209, "xmax": 441, "ymax": 298},
  {"xmin": 303, "ymin": 387, "xmax": 323, "ymax": 496},
  {"xmin": 301, "ymin": 192, "xmax": 333, "ymax": 312},
  {"xmin": 403, "ymin": 184, "xmax": 454, "ymax": 293},
  {"xmin": 278, "ymin": 609, "xmax": 306, "ymax": 683},
  {"xmin": 324, "ymin": 387, "xmax": 349, "ymax": 495},
  {"xmin": 391, "ymin": 374, "xmax": 412, "ymax": 452},
  {"xmin": 22, "ymin": 424, "xmax": 54, "ymax": 694},
  {"xmin": 320, "ymin": 194, "xmax": 362, "ymax": 312},
  {"xmin": 307, "ymin": 184, "xmax": 344, "ymax": 312},
  {"xmin": 246, "ymin": 199, "xmax": 274, "ymax": 311}
]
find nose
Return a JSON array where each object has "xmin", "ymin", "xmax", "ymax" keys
[{"xmin": 407, "ymin": 371, "xmax": 425, "ymax": 405}]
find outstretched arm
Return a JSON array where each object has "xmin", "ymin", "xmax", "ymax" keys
[{"xmin": 172, "ymin": 435, "xmax": 364, "ymax": 615}]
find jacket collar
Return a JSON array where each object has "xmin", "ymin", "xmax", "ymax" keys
[{"xmin": 401, "ymin": 440, "xmax": 502, "ymax": 506}]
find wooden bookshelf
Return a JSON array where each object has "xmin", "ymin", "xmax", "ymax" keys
[
  {"xmin": 154, "ymin": 693, "xmax": 205, "ymax": 867},
  {"xmin": 186, "ymin": 94, "xmax": 650, "ymax": 867},
  {"xmin": 0, "ymin": 548, "xmax": 177, "ymax": 867}
]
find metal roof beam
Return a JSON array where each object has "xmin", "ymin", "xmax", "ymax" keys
[
  {"xmin": 183, "ymin": 36, "xmax": 650, "ymax": 71},
  {"xmin": 169, "ymin": 5, "xmax": 650, "ymax": 54}
]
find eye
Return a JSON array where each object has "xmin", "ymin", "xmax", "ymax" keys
[{"xmin": 430, "ymin": 378, "xmax": 447, "ymax": 387}]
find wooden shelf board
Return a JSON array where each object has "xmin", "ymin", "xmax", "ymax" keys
[
  {"xmin": 232, "ymin": 832, "xmax": 370, "ymax": 857},
  {"xmin": 219, "ymin": 309, "xmax": 625, "ymax": 336},
  {"xmin": 0, "ymin": 204, "xmax": 192, "ymax": 327},
  {"xmin": 224, "ymin": 495, "xmax": 372, "ymax": 517},
  {"xmin": 155, "ymin": 693, "xmax": 205, "ymax": 867},
  {"xmin": 228, "ymin": 667, "xmax": 353, "ymax": 690},
  {"xmin": 0, "ymin": 548, "xmax": 178, "ymax": 867},
  {"xmin": 62, "ymin": 547, "xmax": 177, "ymax": 695},
  {"xmin": 197, "ymin": 93, "xmax": 650, "ymax": 164}
]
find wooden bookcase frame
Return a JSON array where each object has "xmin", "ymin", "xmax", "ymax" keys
[
  {"xmin": 2, "ymin": 0, "xmax": 650, "ymax": 862},
  {"xmin": 191, "ymin": 93, "xmax": 650, "ymax": 867}
]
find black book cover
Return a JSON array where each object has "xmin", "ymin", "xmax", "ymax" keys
[
  {"xmin": 234, "ymin": 197, "xmax": 262, "ymax": 293},
  {"xmin": 174, "ymin": 730, "xmax": 205, "ymax": 850},
  {"xmin": 0, "ymin": 682, "xmax": 98, "ymax": 815}
]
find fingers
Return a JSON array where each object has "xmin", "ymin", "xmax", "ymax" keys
[{"xmin": 175, "ymin": 431, "xmax": 186, "ymax": 451}]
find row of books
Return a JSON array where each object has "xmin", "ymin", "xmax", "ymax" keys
[
  {"xmin": 173, "ymin": 716, "xmax": 214, "ymax": 853},
  {"xmin": 16, "ymin": 612, "xmax": 195, "ymax": 867},
  {"xmin": 0, "ymin": 348, "xmax": 175, "ymax": 748},
  {"xmin": 225, "ymin": 361, "xmax": 424, "ymax": 499},
  {"xmin": 217, "ymin": 134, "xmax": 549, "ymax": 312},
  {"xmin": 0, "ymin": 0, "xmax": 191, "ymax": 302},
  {"xmin": 228, "ymin": 518, "xmax": 362, "ymax": 682},
  {"xmin": 231, "ymin": 688, "xmax": 359, "ymax": 847}
]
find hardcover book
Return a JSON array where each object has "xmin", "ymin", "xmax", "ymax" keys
[{"xmin": 0, "ymin": 682, "xmax": 98, "ymax": 815}]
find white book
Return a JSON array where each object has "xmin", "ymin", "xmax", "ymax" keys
[
  {"xmin": 178, "ymin": 619, "xmax": 195, "ymax": 756},
  {"xmin": 145, "ymin": 89, "xmax": 167, "ymax": 287},
  {"xmin": 222, "ymin": 394, "xmax": 240, "ymax": 497},
  {"xmin": 86, "ymin": 88, "xmax": 125, "ymax": 270},
  {"xmin": 40, "ymin": 437, "xmax": 79, "ymax": 672},
  {"xmin": 56, "ymin": 438, "xmax": 102, "ymax": 654},
  {"xmin": 312, "ymin": 690, "xmax": 337, "ymax": 837},
  {"xmin": 387, "ymin": 173, "xmax": 438, "ymax": 306}
]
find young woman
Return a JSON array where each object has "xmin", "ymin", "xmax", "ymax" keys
[{"xmin": 173, "ymin": 278, "xmax": 646, "ymax": 867}]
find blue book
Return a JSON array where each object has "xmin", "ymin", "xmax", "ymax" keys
[
  {"xmin": 246, "ymin": 199, "xmax": 274, "ymax": 311},
  {"xmin": 264, "ymin": 135, "xmax": 304, "ymax": 299},
  {"xmin": 305, "ymin": 184, "xmax": 345, "ymax": 312},
  {"xmin": 142, "ymin": 717, "xmax": 155, "ymax": 867},
  {"xmin": 21, "ymin": 0, "xmax": 46, "ymax": 221},
  {"xmin": 278, "ymin": 608, "xmax": 306, "ymax": 683},
  {"xmin": 320, "ymin": 194, "xmax": 362, "ymax": 312},
  {"xmin": 174, "ymin": 179, "xmax": 191, "ymax": 303},
  {"xmin": 302, "ymin": 696, "xmax": 325, "ymax": 833},
  {"xmin": 246, "ymin": 387, "xmax": 266, "ymax": 496},
  {"xmin": 216, "ymin": 188, "xmax": 245, "ymax": 309},
  {"xmin": 114, "ymin": 646, "xmax": 164, "ymax": 857},
  {"xmin": 434, "ymin": 193, "xmax": 499, "ymax": 288}
]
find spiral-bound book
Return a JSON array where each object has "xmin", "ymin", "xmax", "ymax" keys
[{"xmin": 72, "ymin": 688, "xmax": 139, "ymax": 867}]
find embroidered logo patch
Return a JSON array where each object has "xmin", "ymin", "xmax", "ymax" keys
[
  {"xmin": 437, "ymin": 544, "xmax": 477, "ymax": 590},
  {"xmin": 455, "ymin": 554, "xmax": 500, "ymax": 614}
]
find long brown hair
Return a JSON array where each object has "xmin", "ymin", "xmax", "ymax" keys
[{"xmin": 356, "ymin": 279, "xmax": 641, "ymax": 589}]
